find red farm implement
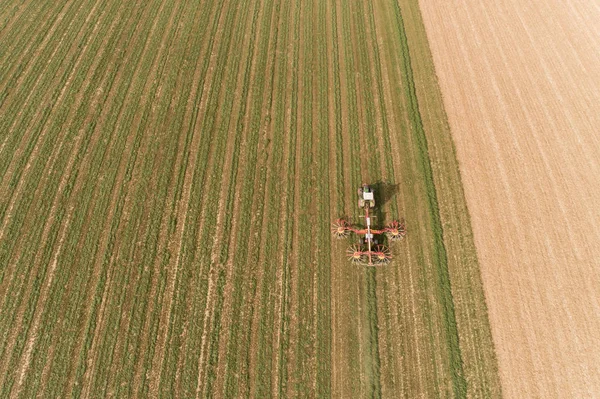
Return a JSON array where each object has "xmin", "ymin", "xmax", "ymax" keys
[{"xmin": 332, "ymin": 184, "xmax": 405, "ymax": 266}]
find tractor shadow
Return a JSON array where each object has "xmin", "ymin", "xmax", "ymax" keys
[{"xmin": 371, "ymin": 181, "xmax": 399, "ymax": 224}]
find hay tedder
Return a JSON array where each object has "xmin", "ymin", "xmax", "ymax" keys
[{"xmin": 332, "ymin": 184, "xmax": 405, "ymax": 266}]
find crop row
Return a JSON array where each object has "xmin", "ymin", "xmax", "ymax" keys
[
  {"xmin": 167, "ymin": 2, "xmax": 255, "ymax": 392},
  {"xmin": 0, "ymin": 0, "xmax": 142, "ymax": 391},
  {"xmin": 0, "ymin": 0, "xmax": 196, "ymax": 395}
]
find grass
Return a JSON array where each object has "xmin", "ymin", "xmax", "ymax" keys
[{"xmin": 0, "ymin": 0, "xmax": 501, "ymax": 397}]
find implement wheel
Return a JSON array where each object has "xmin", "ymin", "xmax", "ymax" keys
[
  {"xmin": 346, "ymin": 245, "xmax": 365, "ymax": 264},
  {"xmin": 385, "ymin": 220, "xmax": 406, "ymax": 241},
  {"xmin": 331, "ymin": 219, "xmax": 350, "ymax": 239},
  {"xmin": 373, "ymin": 245, "xmax": 392, "ymax": 264}
]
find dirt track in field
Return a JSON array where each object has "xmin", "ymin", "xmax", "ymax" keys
[{"xmin": 419, "ymin": 0, "xmax": 600, "ymax": 396}]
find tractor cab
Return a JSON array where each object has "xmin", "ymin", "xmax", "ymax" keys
[{"xmin": 358, "ymin": 184, "xmax": 375, "ymax": 209}]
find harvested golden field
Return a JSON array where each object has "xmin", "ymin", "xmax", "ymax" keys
[
  {"xmin": 0, "ymin": 0, "xmax": 501, "ymax": 396},
  {"xmin": 419, "ymin": 0, "xmax": 600, "ymax": 397}
]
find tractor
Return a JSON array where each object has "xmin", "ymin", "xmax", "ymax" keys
[{"xmin": 332, "ymin": 184, "xmax": 405, "ymax": 266}]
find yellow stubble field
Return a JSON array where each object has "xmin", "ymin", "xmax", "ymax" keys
[{"xmin": 419, "ymin": 0, "xmax": 600, "ymax": 397}]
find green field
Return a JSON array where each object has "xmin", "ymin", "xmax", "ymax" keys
[{"xmin": 0, "ymin": 0, "xmax": 501, "ymax": 396}]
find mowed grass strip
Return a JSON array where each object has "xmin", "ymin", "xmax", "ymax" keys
[
  {"xmin": 132, "ymin": 0, "xmax": 230, "ymax": 395},
  {"xmin": 1, "ymin": 0, "xmax": 147, "ymax": 395},
  {"xmin": 82, "ymin": 1, "xmax": 188, "ymax": 396},
  {"xmin": 350, "ymin": 1, "xmax": 384, "ymax": 396},
  {"xmin": 0, "ymin": 1, "xmax": 74, "ymax": 102},
  {"xmin": 337, "ymin": 0, "xmax": 367, "ymax": 396},
  {"xmin": 107, "ymin": 3, "xmax": 202, "ymax": 391},
  {"xmin": 369, "ymin": 0, "xmax": 462, "ymax": 396},
  {"xmin": 363, "ymin": 0, "xmax": 406, "ymax": 393},
  {"xmin": 274, "ymin": 1, "xmax": 301, "ymax": 396},
  {"xmin": 126, "ymin": 0, "xmax": 223, "ymax": 395},
  {"xmin": 0, "ymin": 0, "xmax": 159, "ymax": 394},
  {"xmin": 313, "ymin": 0, "xmax": 332, "ymax": 396},
  {"xmin": 0, "ymin": 0, "xmax": 99, "ymax": 336},
  {"xmin": 0, "ymin": 0, "xmax": 100, "ymax": 276},
  {"xmin": 0, "ymin": 0, "xmax": 122, "ymax": 388},
  {"xmin": 157, "ymin": 0, "xmax": 254, "ymax": 395},
  {"xmin": 390, "ymin": 2, "xmax": 467, "ymax": 396},
  {"xmin": 240, "ymin": 0, "xmax": 290, "ymax": 396},
  {"xmin": 148, "ymin": 0, "xmax": 250, "ymax": 395},
  {"xmin": 24, "ymin": 0, "xmax": 169, "ymax": 394},
  {"xmin": 292, "ymin": 0, "xmax": 316, "ymax": 395},
  {"xmin": 0, "ymin": 0, "xmax": 94, "ymax": 184},
  {"xmin": 209, "ymin": 0, "xmax": 279, "ymax": 395},
  {"xmin": 175, "ymin": 0, "xmax": 263, "ymax": 395},
  {"xmin": 62, "ymin": 0, "xmax": 178, "ymax": 395}
]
